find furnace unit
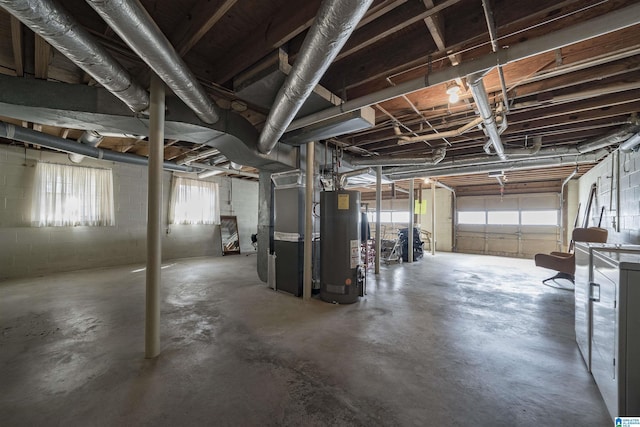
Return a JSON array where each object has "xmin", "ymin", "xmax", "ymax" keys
[{"xmin": 320, "ymin": 190, "xmax": 363, "ymax": 304}]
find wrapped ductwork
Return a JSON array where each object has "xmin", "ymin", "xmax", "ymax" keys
[
  {"xmin": 258, "ymin": 0, "xmax": 374, "ymax": 154},
  {"xmin": 0, "ymin": 0, "xmax": 149, "ymax": 113},
  {"xmin": 86, "ymin": 0, "xmax": 219, "ymax": 124}
]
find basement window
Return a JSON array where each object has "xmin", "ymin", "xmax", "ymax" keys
[
  {"xmin": 169, "ymin": 177, "xmax": 220, "ymax": 225},
  {"xmin": 31, "ymin": 162, "xmax": 115, "ymax": 227}
]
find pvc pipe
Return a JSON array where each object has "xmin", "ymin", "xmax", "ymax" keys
[
  {"xmin": 375, "ymin": 166, "xmax": 382, "ymax": 274},
  {"xmin": 145, "ymin": 75, "xmax": 164, "ymax": 359},
  {"xmin": 303, "ymin": 141, "xmax": 314, "ymax": 300}
]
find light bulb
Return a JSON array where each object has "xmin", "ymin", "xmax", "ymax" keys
[{"xmin": 446, "ymin": 82, "xmax": 461, "ymax": 104}]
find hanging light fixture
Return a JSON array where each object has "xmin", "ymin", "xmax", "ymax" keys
[{"xmin": 446, "ymin": 82, "xmax": 461, "ymax": 104}]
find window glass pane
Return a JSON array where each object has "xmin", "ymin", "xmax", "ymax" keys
[
  {"xmin": 170, "ymin": 177, "xmax": 220, "ymax": 225},
  {"xmin": 521, "ymin": 210, "xmax": 558, "ymax": 225},
  {"xmin": 392, "ymin": 211, "xmax": 410, "ymax": 223},
  {"xmin": 458, "ymin": 211, "xmax": 485, "ymax": 225},
  {"xmin": 31, "ymin": 163, "xmax": 114, "ymax": 227},
  {"xmin": 487, "ymin": 211, "xmax": 519, "ymax": 225},
  {"xmin": 379, "ymin": 211, "xmax": 392, "ymax": 223}
]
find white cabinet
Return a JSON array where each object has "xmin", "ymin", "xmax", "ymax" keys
[{"xmin": 578, "ymin": 246, "xmax": 640, "ymax": 420}]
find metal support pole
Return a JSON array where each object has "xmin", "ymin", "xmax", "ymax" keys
[
  {"xmin": 145, "ymin": 75, "xmax": 164, "ymax": 358},
  {"xmin": 303, "ymin": 141, "xmax": 314, "ymax": 300},
  {"xmin": 431, "ymin": 181, "xmax": 436, "ymax": 256},
  {"xmin": 408, "ymin": 179, "xmax": 414, "ymax": 263},
  {"xmin": 375, "ymin": 166, "xmax": 382, "ymax": 274}
]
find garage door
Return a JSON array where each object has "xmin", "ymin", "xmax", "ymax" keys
[{"xmin": 456, "ymin": 193, "xmax": 560, "ymax": 258}]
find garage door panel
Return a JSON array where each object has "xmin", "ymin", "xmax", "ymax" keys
[
  {"xmin": 521, "ymin": 238, "xmax": 558, "ymax": 258},
  {"xmin": 456, "ymin": 193, "xmax": 559, "ymax": 258},
  {"xmin": 456, "ymin": 232, "xmax": 485, "ymax": 253},
  {"xmin": 487, "ymin": 236, "xmax": 519, "ymax": 254}
]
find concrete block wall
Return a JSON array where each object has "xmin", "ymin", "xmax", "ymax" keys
[
  {"xmin": 0, "ymin": 145, "xmax": 259, "ymax": 280},
  {"xmin": 577, "ymin": 149, "xmax": 640, "ymax": 244}
]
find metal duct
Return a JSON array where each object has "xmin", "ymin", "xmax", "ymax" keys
[
  {"xmin": 504, "ymin": 136, "xmax": 542, "ymax": 157},
  {"xmin": 85, "ymin": 0, "xmax": 219, "ymax": 124},
  {"xmin": 390, "ymin": 150, "xmax": 609, "ymax": 181},
  {"xmin": 0, "ymin": 0, "xmax": 148, "ymax": 113},
  {"xmin": 0, "ymin": 121, "xmax": 190, "ymax": 172},
  {"xmin": 468, "ymin": 73, "xmax": 507, "ymax": 160},
  {"xmin": 394, "ymin": 117, "xmax": 483, "ymax": 144},
  {"xmin": 257, "ymin": 0, "xmax": 374, "ymax": 154},
  {"xmin": 288, "ymin": 2, "xmax": 640, "ymax": 131},
  {"xmin": 384, "ymin": 121, "xmax": 640, "ymax": 176},
  {"xmin": 191, "ymin": 162, "xmax": 259, "ymax": 179},
  {"xmin": 69, "ymin": 130, "xmax": 105, "ymax": 163},
  {"xmin": 350, "ymin": 148, "xmax": 446, "ymax": 167},
  {"xmin": 337, "ymin": 167, "xmax": 374, "ymax": 189},
  {"xmin": 620, "ymin": 133, "xmax": 640, "ymax": 153}
]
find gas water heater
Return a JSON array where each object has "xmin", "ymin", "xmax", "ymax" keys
[{"xmin": 320, "ymin": 190, "xmax": 364, "ymax": 304}]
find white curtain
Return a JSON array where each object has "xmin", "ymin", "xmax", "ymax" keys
[
  {"xmin": 31, "ymin": 163, "xmax": 115, "ymax": 227},
  {"xmin": 170, "ymin": 176, "xmax": 220, "ymax": 225}
]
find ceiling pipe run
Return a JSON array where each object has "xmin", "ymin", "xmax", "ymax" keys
[
  {"xmin": 619, "ymin": 133, "xmax": 640, "ymax": 153},
  {"xmin": 0, "ymin": 0, "xmax": 149, "ymax": 113},
  {"xmin": 257, "ymin": 0, "xmax": 374, "ymax": 154},
  {"xmin": 337, "ymin": 167, "xmax": 374, "ymax": 189},
  {"xmin": 0, "ymin": 121, "xmax": 190, "ymax": 172},
  {"xmin": 349, "ymin": 148, "xmax": 446, "ymax": 167},
  {"xmin": 191, "ymin": 162, "xmax": 259, "ymax": 179},
  {"xmin": 394, "ymin": 117, "xmax": 483, "ymax": 144},
  {"xmin": 383, "ymin": 121, "xmax": 640, "ymax": 176},
  {"xmin": 69, "ymin": 130, "xmax": 105, "ymax": 163},
  {"xmin": 468, "ymin": 72, "xmax": 507, "ymax": 160},
  {"xmin": 85, "ymin": 0, "xmax": 219, "ymax": 124},
  {"xmin": 390, "ymin": 150, "xmax": 609, "ymax": 181},
  {"xmin": 504, "ymin": 136, "xmax": 542, "ymax": 158},
  {"xmin": 288, "ymin": 2, "xmax": 640, "ymax": 132}
]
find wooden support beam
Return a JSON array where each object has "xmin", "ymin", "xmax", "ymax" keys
[
  {"xmin": 122, "ymin": 137, "xmax": 146, "ymax": 153},
  {"xmin": 10, "ymin": 16, "xmax": 24, "ymax": 77},
  {"xmin": 333, "ymin": 0, "xmax": 433, "ymax": 62},
  {"xmin": 59, "ymin": 128, "xmax": 70, "ymax": 139},
  {"xmin": 34, "ymin": 35, "xmax": 51, "ymax": 80},
  {"xmin": 164, "ymin": 139, "xmax": 179, "ymax": 148},
  {"xmin": 171, "ymin": 0, "xmax": 238, "ymax": 57}
]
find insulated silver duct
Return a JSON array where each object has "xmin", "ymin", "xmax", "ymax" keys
[
  {"xmin": 504, "ymin": 136, "xmax": 542, "ymax": 157},
  {"xmin": 0, "ymin": 0, "xmax": 149, "ymax": 113},
  {"xmin": 257, "ymin": 0, "xmax": 374, "ymax": 154},
  {"xmin": 69, "ymin": 130, "xmax": 105, "ymax": 163},
  {"xmin": 620, "ymin": 133, "xmax": 640, "ymax": 153},
  {"xmin": 350, "ymin": 148, "xmax": 446, "ymax": 167},
  {"xmin": 384, "ymin": 122, "xmax": 640, "ymax": 176},
  {"xmin": 468, "ymin": 72, "xmax": 507, "ymax": 160},
  {"xmin": 191, "ymin": 162, "xmax": 259, "ymax": 179},
  {"xmin": 85, "ymin": 0, "xmax": 219, "ymax": 124},
  {"xmin": 338, "ymin": 167, "xmax": 374, "ymax": 189},
  {"xmin": 390, "ymin": 150, "xmax": 609, "ymax": 180},
  {"xmin": 0, "ymin": 121, "xmax": 190, "ymax": 172}
]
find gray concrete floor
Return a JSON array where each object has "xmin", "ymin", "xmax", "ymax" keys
[{"xmin": 1, "ymin": 252, "xmax": 610, "ymax": 426}]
